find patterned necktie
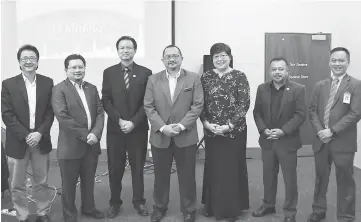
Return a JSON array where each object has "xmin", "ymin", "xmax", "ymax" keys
[
  {"xmin": 124, "ymin": 67, "xmax": 129, "ymax": 90},
  {"xmin": 324, "ymin": 78, "xmax": 339, "ymax": 128}
]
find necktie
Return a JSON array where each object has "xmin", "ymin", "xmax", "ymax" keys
[
  {"xmin": 324, "ymin": 78, "xmax": 339, "ymax": 128},
  {"xmin": 124, "ymin": 68, "xmax": 129, "ymax": 90}
]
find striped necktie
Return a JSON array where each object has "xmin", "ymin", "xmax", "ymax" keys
[
  {"xmin": 324, "ymin": 78, "xmax": 339, "ymax": 128},
  {"xmin": 124, "ymin": 67, "xmax": 129, "ymax": 90}
]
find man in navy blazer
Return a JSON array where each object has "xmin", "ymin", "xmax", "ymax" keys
[
  {"xmin": 253, "ymin": 58, "xmax": 306, "ymax": 222},
  {"xmin": 52, "ymin": 54, "xmax": 104, "ymax": 222},
  {"xmin": 308, "ymin": 47, "xmax": 361, "ymax": 222},
  {"xmin": 2, "ymin": 44, "xmax": 54, "ymax": 222}
]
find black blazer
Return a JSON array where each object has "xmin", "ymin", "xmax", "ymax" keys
[
  {"xmin": 102, "ymin": 62, "xmax": 152, "ymax": 134},
  {"xmin": 1, "ymin": 74, "xmax": 54, "ymax": 159},
  {"xmin": 253, "ymin": 80, "xmax": 306, "ymax": 150}
]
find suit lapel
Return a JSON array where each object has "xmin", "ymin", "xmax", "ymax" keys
[
  {"xmin": 115, "ymin": 63, "xmax": 127, "ymax": 93},
  {"xmin": 16, "ymin": 74, "xmax": 28, "ymax": 104},
  {"xmin": 331, "ymin": 75, "xmax": 350, "ymax": 108},
  {"xmin": 160, "ymin": 71, "xmax": 173, "ymax": 106},
  {"xmin": 128, "ymin": 63, "xmax": 137, "ymax": 92},
  {"xmin": 172, "ymin": 70, "xmax": 186, "ymax": 105},
  {"xmin": 82, "ymin": 82, "xmax": 94, "ymax": 121},
  {"xmin": 278, "ymin": 81, "xmax": 291, "ymax": 118},
  {"xmin": 35, "ymin": 74, "xmax": 43, "ymax": 102},
  {"xmin": 265, "ymin": 82, "xmax": 272, "ymax": 119},
  {"xmin": 65, "ymin": 79, "xmax": 86, "ymax": 113}
]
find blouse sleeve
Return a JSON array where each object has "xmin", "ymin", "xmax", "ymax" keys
[{"xmin": 230, "ymin": 72, "xmax": 250, "ymax": 125}]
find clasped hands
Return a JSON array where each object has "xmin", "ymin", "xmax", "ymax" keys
[
  {"xmin": 119, "ymin": 119, "xmax": 135, "ymax": 134},
  {"xmin": 204, "ymin": 121, "xmax": 230, "ymax": 136},
  {"xmin": 26, "ymin": 132, "xmax": 42, "ymax": 147},
  {"xmin": 264, "ymin": 128, "xmax": 285, "ymax": 140},
  {"xmin": 317, "ymin": 128, "xmax": 333, "ymax": 143},
  {"xmin": 162, "ymin": 124, "xmax": 182, "ymax": 137}
]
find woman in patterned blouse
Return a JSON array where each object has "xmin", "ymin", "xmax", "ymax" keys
[{"xmin": 200, "ymin": 43, "xmax": 250, "ymax": 222}]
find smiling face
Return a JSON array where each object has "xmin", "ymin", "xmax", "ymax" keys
[
  {"xmin": 19, "ymin": 50, "xmax": 38, "ymax": 73},
  {"xmin": 161, "ymin": 47, "xmax": 183, "ymax": 71},
  {"xmin": 66, "ymin": 59, "xmax": 86, "ymax": 83},
  {"xmin": 329, "ymin": 50, "xmax": 349, "ymax": 77},
  {"xmin": 212, "ymin": 51, "xmax": 231, "ymax": 72},
  {"xmin": 269, "ymin": 60, "xmax": 289, "ymax": 84},
  {"xmin": 117, "ymin": 39, "xmax": 136, "ymax": 62}
]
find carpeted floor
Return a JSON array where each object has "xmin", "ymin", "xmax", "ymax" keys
[{"xmin": 2, "ymin": 147, "xmax": 361, "ymax": 222}]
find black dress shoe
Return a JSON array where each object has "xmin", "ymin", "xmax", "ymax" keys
[
  {"xmin": 107, "ymin": 205, "xmax": 120, "ymax": 218},
  {"xmin": 134, "ymin": 204, "xmax": 149, "ymax": 216},
  {"xmin": 19, "ymin": 220, "xmax": 29, "ymax": 222},
  {"xmin": 183, "ymin": 212, "xmax": 195, "ymax": 222},
  {"xmin": 226, "ymin": 217, "xmax": 238, "ymax": 222},
  {"xmin": 82, "ymin": 209, "xmax": 105, "ymax": 219},
  {"xmin": 199, "ymin": 207, "xmax": 213, "ymax": 217},
  {"xmin": 307, "ymin": 212, "xmax": 326, "ymax": 222},
  {"xmin": 36, "ymin": 215, "xmax": 51, "ymax": 222},
  {"xmin": 284, "ymin": 216, "xmax": 296, "ymax": 222},
  {"xmin": 252, "ymin": 206, "xmax": 276, "ymax": 217},
  {"xmin": 151, "ymin": 210, "xmax": 166, "ymax": 222}
]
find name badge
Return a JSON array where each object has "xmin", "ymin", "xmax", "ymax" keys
[{"xmin": 343, "ymin": 92, "xmax": 351, "ymax": 104}]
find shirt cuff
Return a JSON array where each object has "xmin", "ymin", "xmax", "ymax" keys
[
  {"xmin": 159, "ymin": 125, "xmax": 166, "ymax": 132},
  {"xmin": 178, "ymin": 123, "xmax": 185, "ymax": 131}
]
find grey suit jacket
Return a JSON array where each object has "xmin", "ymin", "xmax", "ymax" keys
[
  {"xmin": 144, "ymin": 69, "xmax": 204, "ymax": 148},
  {"xmin": 309, "ymin": 74, "xmax": 361, "ymax": 153},
  {"xmin": 253, "ymin": 80, "xmax": 306, "ymax": 151},
  {"xmin": 52, "ymin": 79, "xmax": 104, "ymax": 159}
]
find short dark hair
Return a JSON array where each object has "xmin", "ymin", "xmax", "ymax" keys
[
  {"xmin": 269, "ymin": 57, "xmax": 289, "ymax": 67},
  {"xmin": 116, "ymin": 36, "xmax": 137, "ymax": 50},
  {"xmin": 330, "ymin": 47, "xmax": 350, "ymax": 61},
  {"xmin": 17, "ymin": 44, "xmax": 40, "ymax": 62},
  {"xmin": 162, "ymin": 45, "xmax": 183, "ymax": 57},
  {"xmin": 64, "ymin": 54, "xmax": 86, "ymax": 69},
  {"xmin": 210, "ymin": 43, "xmax": 232, "ymax": 58}
]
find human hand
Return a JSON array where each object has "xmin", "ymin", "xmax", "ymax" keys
[
  {"xmin": 171, "ymin": 124, "xmax": 182, "ymax": 133},
  {"xmin": 26, "ymin": 132, "xmax": 42, "ymax": 147},
  {"xmin": 162, "ymin": 125, "xmax": 179, "ymax": 137},
  {"xmin": 318, "ymin": 129, "xmax": 333, "ymax": 140},
  {"xmin": 87, "ymin": 133, "xmax": 98, "ymax": 145},
  {"xmin": 121, "ymin": 121, "xmax": 135, "ymax": 134}
]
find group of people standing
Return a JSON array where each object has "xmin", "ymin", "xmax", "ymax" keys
[{"xmin": 2, "ymin": 35, "xmax": 360, "ymax": 222}]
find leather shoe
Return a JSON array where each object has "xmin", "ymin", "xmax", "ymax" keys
[
  {"xmin": 82, "ymin": 209, "xmax": 105, "ymax": 219},
  {"xmin": 134, "ymin": 204, "xmax": 149, "ymax": 216},
  {"xmin": 19, "ymin": 220, "xmax": 29, "ymax": 222},
  {"xmin": 107, "ymin": 205, "xmax": 120, "ymax": 218},
  {"xmin": 36, "ymin": 215, "xmax": 51, "ymax": 222},
  {"xmin": 151, "ymin": 209, "xmax": 166, "ymax": 222},
  {"xmin": 252, "ymin": 206, "xmax": 276, "ymax": 217},
  {"xmin": 284, "ymin": 216, "xmax": 296, "ymax": 222},
  {"xmin": 199, "ymin": 207, "xmax": 213, "ymax": 217},
  {"xmin": 183, "ymin": 212, "xmax": 195, "ymax": 222},
  {"xmin": 307, "ymin": 212, "xmax": 326, "ymax": 222},
  {"xmin": 226, "ymin": 217, "xmax": 238, "ymax": 222}
]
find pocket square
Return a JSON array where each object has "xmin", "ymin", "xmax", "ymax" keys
[{"xmin": 184, "ymin": 87, "xmax": 192, "ymax": 92}]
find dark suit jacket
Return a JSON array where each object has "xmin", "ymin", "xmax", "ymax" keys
[
  {"xmin": 52, "ymin": 79, "xmax": 104, "ymax": 159},
  {"xmin": 1, "ymin": 74, "xmax": 54, "ymax": 159},
  {"xmin": 102, "ymin": 62, "xmax": 152, "ymax": 134},
  {"xmin": 309, "ymin": 74, "xmax": 361, "ymax": 153},
  {"xmin": 253, "ymin": 80, "xmax": 306, "ymax": 151},
  {"xmin": 144, "ymin": 69, "xmax": 204, "ymax": 148}
]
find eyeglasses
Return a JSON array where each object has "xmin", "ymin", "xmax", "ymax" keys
[
  {"xmin": 20, "ymin": 57, "xmax": 38, "ymax": 63},
  {"xmin": 212, "ymin": 54, "xmax": 229, "ymax": 60},
  {"xmin": 67, "ymin": 66, "xmax": 85, "ymax": 71},
  {"xmin": 163, "ymin": 54, "xmax": 181, "ymax": 60},
  {"xmin": 118, "ymin": 46, "xmax": 134, "ymax": 51}
]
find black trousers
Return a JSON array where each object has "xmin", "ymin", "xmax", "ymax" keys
[
  {"xmin": 58, "ymin": 149, "xmax": 99, "ymax": 222},
  {"xmin": 261, "ymin": 146, "xmax": 298, "ymax": 217},
  {"xmin": 107, "ymin": 128, "xmax": 148, "ymax": 206},
  {"xmin": 312, "ymin": 144, "xmax": 355, "ymax": 221},
  {"xmin": 151, "ymin": 141, "xmax": 197, "ymax": 214}
]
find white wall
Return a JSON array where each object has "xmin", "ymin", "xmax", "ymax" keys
[{"xmin": 175, "ymin": 0, "xmax": 361, "ymax": 167}]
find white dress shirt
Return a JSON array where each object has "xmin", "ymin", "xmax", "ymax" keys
[
  {"xmin": 23, "ymin": 74, "xmax": 36, "ymax": 130},
  {"xmin": 70, "ymin": 80, "xmax": 92, "ymax": 130}
]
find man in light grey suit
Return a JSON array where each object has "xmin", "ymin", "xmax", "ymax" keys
[
  {"xmin": 144, "ymin": 45, "xmax": 204, "ymax": 222},
  {"xmin": 52, "ymin": 54, "xmax": 105, "ymax": 222},
  {"xmin": 308, "ymin": 47, "xmax": 361, "ymax": 222}
]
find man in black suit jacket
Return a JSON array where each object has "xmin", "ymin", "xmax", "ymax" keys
[
  {"xmin": 1, "ymin": 45, "xmax": 54, "ymax": 222},
  {"xmin": 102, "ymin": 36, "xmax": 152, "ymax": 218},
  {"xmin": 253, "ymin": 58, "xmax": 306, "ymax": 222},
  {"xmin": 52, "ymin": 54, "xmax": 105, "ymax": 222}
]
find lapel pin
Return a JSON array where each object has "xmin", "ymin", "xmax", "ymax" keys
[
  {"xmin": 286, "ymin": 88, "xmax": 290, "ymax": 90},
  {"xmin": 133, "ymin": 75, "xmax": 136, "ymax": 77}
]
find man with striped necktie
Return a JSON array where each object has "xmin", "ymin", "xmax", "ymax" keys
[{"xmin": 308, "ymin": 47, "xmax": 361, "ymax": 222}]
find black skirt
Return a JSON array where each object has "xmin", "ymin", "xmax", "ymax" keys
[{"xmin": 201, "ymin": 129, "xmax": 249, "ymax": 220}]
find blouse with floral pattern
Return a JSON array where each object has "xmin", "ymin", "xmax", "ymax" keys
[{"xmin": 200, "ymin": 69, "xmax": 250, "ymax": 138}]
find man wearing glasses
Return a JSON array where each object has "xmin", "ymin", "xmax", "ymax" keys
[
  {"xmin": 2, "ymin": 44, "xmax": 54, "ymax": 222},
  {"xmin": 102, "ymin": 36, "xmax": 152, "ymax": 218},
  {"xmin": 52, "ymin": 54, "xmax": 105, "ymax": 222},
  {"xmin": 144, "ymin": 45, "xmax": 204, "ymax": 222}
]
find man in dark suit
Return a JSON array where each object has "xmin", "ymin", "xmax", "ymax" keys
[
  {"xmin": 308, "ymin": 47, "xmax": 361, "ymax": 222},
  {"xmin": 144, "ymin": 45, "xmax": 204, "ymax": 222},
  {"xmin": 1, "ymin": 44, "xmax": 54, "ymax": 222},
  {"xmin": 52, "ymin": 54, "xmax": 105, "ymax": 222},
  {"xmin": 253, "ymin": 58, "xmax": 306, "ymax": 222},
  {"xmin": 102, "ymin": 36, "xmax": 152, "ymax": 218}
]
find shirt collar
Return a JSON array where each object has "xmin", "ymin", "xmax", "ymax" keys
[
  {"xmin": 22, "ymin": 74, "xmax": 36, "ymax": 85},
  {"xmin": 331, "ymin": 72, "xmax": 347, "ymax": 82},
  {"xmin": 69, "ymin": 79, "xmax": 84, "ymax": 89},
  {"xmin": 121, "ymin": 62, "xmax": 134, "ymax": 72},
  {"xmin": 166, "ymin": 68, "xmax": 181, "ymax": 79}
]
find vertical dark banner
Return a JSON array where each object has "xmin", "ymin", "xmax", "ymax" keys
[{"xmin": 265, "ymin": 33, "xmax": 331, "ymax": 145}]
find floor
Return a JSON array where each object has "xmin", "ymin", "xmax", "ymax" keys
[{"xmin": 2, "ymin": 147, "xmax": 361, "ymax": 222}]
